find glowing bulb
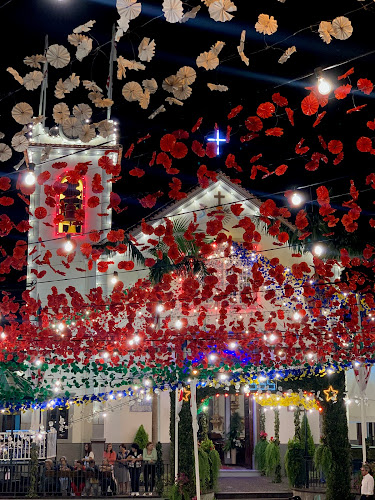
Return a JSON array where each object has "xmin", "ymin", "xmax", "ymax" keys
[
  {"xmin": 24, "ymin": 171, "xmax": 36, "ymax": 186},
  {"xmin": 111, "ymin": 272, "xmax": 118, "ymax": 284},
  {"xmin": 35, "ymin": 359, "xmax": 41, "ymax": 366},
  {"xmin": 220, "ymin": 373, "xmax": 227, "ymax": 381},
  {"xmin": 209, "ymin": 354, "xmax": 216, "ymax": 362},
  {"xmin": 102, "ymin": 413, "xmax": 107, "ymax": 418},
  {"xmin": 0, "ymin": 332, "xmax": 5, "ymax": 340},
  {"xmin": 175, "ymin": 319, "xmax": 182, "ymax": 329},
  {"xmin": 58, "ymin": 323, "xmax": 64, "ymax": 331},
  {"xmin": 156, "ymin": 304, "xmax": 164, "ymax": 313},
  {"xmin": 291, "ymin": 192, "xmax": 303, "ymax": 207},
  {"xmin": 269, "ymin": 334, "xmax": 276, "ymax": 342},
  {"xmin": 229, "ymin": 342, "xmax": 237, "ymax": 349},
  {"xmin": 64, "ymin": 237, "xmax": 73, "ymax": 252},
  {"xmin": 313, "ymin": 244, "xmax": 324, "ymax": 257},
  {"xmin": 103, "ymin": 352, "xmax": 109, "ymax": 359},
  {"xmin": 293, "ymin": 312, "xmax": 301, "ymax": 321},
  {"xmin": 134, "ymin": 335, "xmax": 140, "ymax": 343},
  {"xmin": 259, "ymin": 376, "xmax": 267, "ymax": 383},
  {"xmin": 317, "ymin": 77, "xmax": 331, "ymax": 95}
]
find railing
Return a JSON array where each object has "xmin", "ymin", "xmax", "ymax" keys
[
  {"xmin": 0, "ymin": 432, "xmax": 56, "ymax": 461},
  {"xmin": 0, "ymin": 462, "xmax": 171, "ymax": 497}
]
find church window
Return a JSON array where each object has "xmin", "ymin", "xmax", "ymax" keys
[{"xmin": 57, "ymin": 177, "xmax": 84, "ymax": 234}]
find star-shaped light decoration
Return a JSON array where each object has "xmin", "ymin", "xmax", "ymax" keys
[
  {"xmin": 182, "ymin": 388, "xmax": 191, "ymax": 402},
  {"xmin": 323, "ymin": 385, "xmax": 339, "ymax": 402}
]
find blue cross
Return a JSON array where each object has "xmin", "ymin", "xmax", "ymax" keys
[{"xmin": 207, "ymin": 129, "xmax": 226, "ymax": 155}]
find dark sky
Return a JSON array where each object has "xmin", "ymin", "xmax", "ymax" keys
[{"xmin": 1, "ymin": 0, "xmax": 375, "ymax": 235}]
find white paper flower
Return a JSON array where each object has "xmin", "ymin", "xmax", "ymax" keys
[
  {"xmin": 122, "ymin": 81, "xmax": 143, "ymax": 101},
  {"xmin": 165, "ymin": 97, "xmax": 184, "ymax": 106},
  {"xmin": 176, "ymin": 66, "xmax": 196, "ymax": 85},
  {"xmin": 116, "ymin": 0, "xmax": 142, "ymax": 20},
  {"xmin": 55, "ymin": 79, "xmax": 68, "ymax": 99},
  {"xmin": 162, "ymin": 75, "xmax": 182, "ymax": 93},
  {"xmin": 53, "ymin": 103, "xmax": 70, "ymax": 124},
  {"xmin": 73, "ymin": 20, "xmax": 96, "ymax": 33},
  {"xmin": 138, "ymin": 38, "xmax": 156, "ymax": 62},
  {"xmin": 11, "ymin": 133, "xmax": 29, "ymax": 152},
  {"xmin": 76, "ymin": 38, "xmax": 93, "ymax": 62},
  {"xmin": 139, "ymin": 90, "xmax": 150, "ymax": 109},
  {"xmin": 97, "ymin": 120, "xmax": 115, "ymax": 138},
  {"xmin": 181, "ymin": 5, "xmax": 201, "ymax": 23},
  {"xmin": 0, "ymin": 144, "xmax": 12, "ymax": 162},
  {"xmin": 278, "ymin": 46, "xmax": 296, "ymax": 64},
  {"xmin": 73, "ymin": 103, "xmax": 92, "ymax": 122},
  {"xmin": 62, "ymin": 117, "xmax": 81, "ymax": 138},
  {"xmin": 255, "ymin": 14, "xmax": 278, "ymax": 35},
  {"xmin": 162, "ymin": 0, "xmax": 183, "ymax": 23},
  {"xmin": 7, "ymin": 67, "xmax": 23, "ymax": 85},
  {"xmin": 23, "ymin": 54, "xmax": 46, "ymax": 69},
  {"xmin": 173, "ymin": 84, "xmax": 192, "ymax": 100},
  {"xmin": 117, "ymin": 57, "xmax": 127, "ymax": 80},
  {"xmin": 209, "ymin": 0, "xmax": 236, "ymax": 22},
  {"xmin": 207, "ymin": 83, "xmax": 228, "ymax": 91},
  {"xmin": 83, "ymin": 80, "xmax": 102, "ymax": 92},
  {"xmin": 22, "ymin": 71, "xmax": 43, "ymax": 91},
  {"xmin": 318, "ymin": 21, "xmax": 334, "ymax": 44},
  {"xmin": 63, "ymin": 74, "xmax": 80, "ymax": 92},
  {"xmin": 11, "ymin": 102, "xmax": 33, "ymax": 125},
  {"xmin": 79, "ymin": 124, "xmax": 96, "ymax": 142},
  {"xmin": 46, "ymin": 44, "xmax": 70, "ymax": 68},
  {"xmin": 142, "ymin": 79, "xmax": 158, "ymax": 94},
  {"xmin": 332, "ymin": 16, "xmax": 353, "ymax": 40},
  {"xmin": 196, "ymin": 51, "xmax": 219, "ymax": 70},
  {"xmin": 67, "ymin": 33, "xmax": 86, "ymax": 46}
]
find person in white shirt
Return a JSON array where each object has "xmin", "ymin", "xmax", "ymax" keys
[{"xmin": 361, "ymin": 464, "xmax": 374, "ymax": 499}]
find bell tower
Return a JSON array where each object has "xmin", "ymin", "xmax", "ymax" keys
[{"xmin": 26, "ymin": 123, "xmax": 122, "ymax": 305}]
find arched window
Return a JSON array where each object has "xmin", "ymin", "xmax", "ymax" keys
[{"xmin": 58, "ymin": 178, "xmax": 83, "ymax": 234}]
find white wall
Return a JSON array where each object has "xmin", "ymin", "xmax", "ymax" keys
[{"xmin": 264, "ymin": 406, "xmax": 320, "ymax": 444}]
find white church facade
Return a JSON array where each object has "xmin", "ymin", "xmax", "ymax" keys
[{"xmin": 2, "ymin": 123, "xmax": 369, "ymax": 466}]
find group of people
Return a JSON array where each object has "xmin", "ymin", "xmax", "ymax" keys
[{"xmin": 44, "ymin": 442, "xmax": 158, "ymax": 497}]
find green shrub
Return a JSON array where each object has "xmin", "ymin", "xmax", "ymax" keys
[
  {"xmin": 133, "ymin": 424, "xmax": 149, "ymax": 450},
  {"xmin": 314, "ymin": 442, "xmax": 332, "ymax": 478},
  {"xmin": 254, "ymin": 439, "xmax": 268, "ymax": 475},
  {"xmin": 208, "ymin": 448, "xmax": 221, "ymax": 492},
  {"xmin": 200, "ymin": 438, "xmax": 215, "ymax": 454},
  {"xmin": 155, "ymin": 441, "xmax": 165, "ymax": 496},
  {"xmin": 265, "ymin": 440, "xmax": 280, "ymax": 477},
  {"xmin": 198, "ymin": 448, "xmax": 210, "ymax": 494},
  {"xmin": 301, "ymin": 414, "xmax": 315, "ymax": 458},
  {"xmin": 284, "ymin": 438, "xmax": 305, "ymax": 487}
]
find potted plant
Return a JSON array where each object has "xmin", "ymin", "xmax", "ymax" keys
[{"xmin": 223, "ymin": 412, "xmax": 243, "ymax": 465}]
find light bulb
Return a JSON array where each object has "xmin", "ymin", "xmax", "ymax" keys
[
  {"xmin": 175, "ymin": 319, "xmax": 182, "ymax": 329},
  {"xmin": 58, "ymin": 323, "xmax": 64, "ymax": 331},
  {"xmin": 318, "ymin": 78, "xmax": 331, "ymax": 95},
  {"xmin": 111, "ymin": 271, "xmax": 118, "ymax": 284},
  {"xmin": 313, "ymin": 244, "xmax": 324, "ymax": 257},
  {"xmin": 269, "ymin": 334, "xmax": 276, "ymax": 342},
  {"xmin": 291, "ymin": 192, "xmax": 303, "ymax": 207},
  {"xmin": 229, "ymin": 342, "xmax": 237, "ymax": 349},
  {"xmin": 24, "ymin": 171, "xmax": 36, "ymax": 186},
  {"xmin": 209, "ymin": 354, "xmax": 216, "ymax": 362},
  {"xmin": 156, "ymin": 304, "xmax": 164, "ymax": 313},
  {"xmin": 293, "ymin": 312, "xmax": 301, "ymax": 321}
]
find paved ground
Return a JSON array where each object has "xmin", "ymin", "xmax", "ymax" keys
[{"xmin": 218, "ymin": 476, "xmax": 292, "ymax": 493}]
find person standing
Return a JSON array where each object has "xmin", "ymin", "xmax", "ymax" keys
[
  {"xmin": 361, "ymin": 464, "xmax": 374, "ymax": 500},
  {"xmin": 143, "ymin": 443, "xmax": 157, "ymax": 496},
  {"xmin": 83, "ymin": 444, "xmax": 95, "ymax": 495},
  {"xmin": 103, "ymin": 443, "xmax": 117, "ymax": 466},
  {"xmin": 128, "ymin": 443, "xmax": 143, "ymax": 497},
  {"xmin": 116, "ymin": 444, "xmax": 130, "ymax": 495}
]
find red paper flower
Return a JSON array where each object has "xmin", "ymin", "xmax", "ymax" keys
[
  {"xmin": 170, "ymin": 142, "xmax": 188, "ymax": 159},
  {"xmin": 228, "ymin": 105, "xmax": 243, "ymax": 119},
  {"xmin": 301, "ymin": 94, "xmax": 319, "ymax": 115},
  {"xmin": 139, "ymin": 192, "xmax": 162, "ymax": 209},
  {"xmin": 275, "ymin": 164, "xmax": 288, "ymax": 176},
  {"xmin": 160, "ymin": 134, "xmax": 176, "ymax": 152},
  {"xmin": 52, "ymin": 161, "xmax": 68, "ymax": 169},
  {"xmin": 129, "ymin": 167, "xmax": 145, "ymax": 178},
  {"xmin": 37, "ymin": 171, "xmax": 51, "ymax": 185},
  {"xmin": 35, "ymin": 207, "xmax": 47, "ymax": 219},
  {"xmin": 206, "ymin": 142, "xmax": 217, "ymax": 158},
  {"xmin": 92, "ymin": 174, "xmax": 104, "ymax": 193},
  {"xmin": 0, "ymin": 197, "xmax": 13, "ymax": 206},
  {"xmin": 256, "ymin": 102, "xmax": 275, "ymax": 119},
  {"xmin": 357, "ymin": 136, "xmax": 372, "ymax": 152},
  {"xmin": 191, "ymin": 117, "xmax": 203, "ymax": 132},
  {"xmin": 338, "ymin": 67, "xmax": 354, "ymax": 80},
  {"xmin": 313, "ymin": 111, "xmax": 326, "ymax": 128},
  {"xmin": 272, "ymin": 93, "xmax": 288, "ymax": 107},
  {"xmin": 285, "ymin": 107, "xmax": 294, "ymax": 126},
  {"xmin": 80, "ymin": 243, "xmax": 92, "ymax": 258},
  {"xmin": 328, "ymin": 140, "xmax": 343, "ymax": 155},
  {"xmin": 109, "ymin": 192, "xmax": 121, "ymax": 209},
  {"xmin": 172, "ymin": 129, "xmax": 189, "ymax": 139},
  {"xmin": 278, "ymin": 232, "xmax": 289, "ymax": 243},
  {"xmin": 88, "ymin": 196, "xmax": 100, "ymax": 208},
  {"xmin": 245, "ymin": 116, "xmax": 263, "ymax": 132},
  {"xmin": 0, "ymin": 177, "xmax": 11, "ymax": 191},
  {"xmin": 265, "ymin": 127, "xmax": 283, "ymax": 137},
  {"xmin": 334, "ymin": 84, "xmax": 352, "ymax": 100},
  {"xmin": 97, "ymin": 261, "xmax": 109, "ymax": 273},
  {"xmin": 89, "ymin": 230, "xmax": 101, "ymax": 243},
  {"xmin": 357, "ymin": 78, "xmax": 373, "ymax": 95},
  {"xmin": 347, "ymin": 104, "xmax": 367, "ymax": 114},
  {"xmin": 144, "ymin": 258, "xmax": 156, "ymax": 267},
  {"xmin": 367, "ymin": 120, "xmax": 375, "ymax": 131},
  {"xmin": 333, "ymin": 152, "xmax": 344, "ymax": 165},
  {"xmin": 125, "ymin": 143, "xmax": 134, "ymax": 158},
  {"xmin": 231, "ymin": 203, "xmax": 244, "ymax": 216},
  {"xmin": 191, "ymin": 140, "xmax": 206, "ymax": 157},
  {"xmin": 118, "ymin": 260, "xmax": 134, "ymax": 271}
]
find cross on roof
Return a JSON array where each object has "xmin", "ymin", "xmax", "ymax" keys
[{"xmin": 214, "ymin": 191, "xmax": 226, "ymax": 205}]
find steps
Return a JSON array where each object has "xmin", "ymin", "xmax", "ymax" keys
[
  {"xmin": 219, "ymin": 469, "xmax": 261, "ymax": 478},
  {"xmin": 216, "ymin": 493, "xmax": 292, "ymax": 499}
]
